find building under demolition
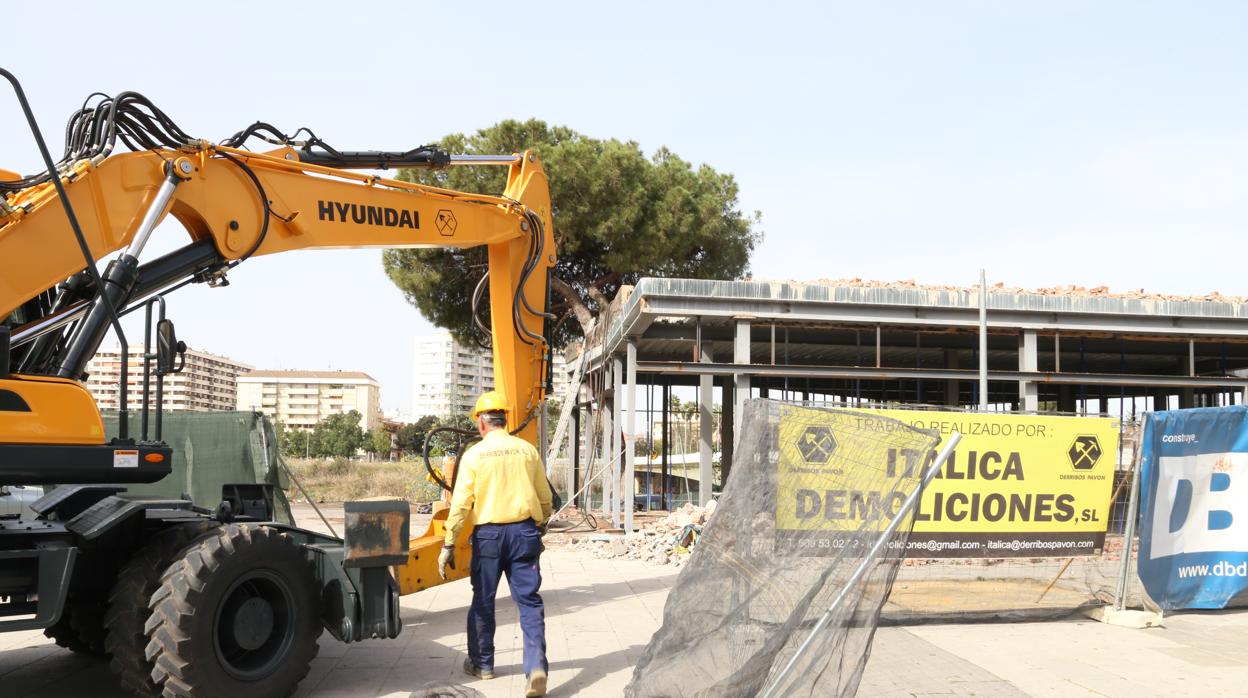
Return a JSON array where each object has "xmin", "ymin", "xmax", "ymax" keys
[{"xmin": 566, "ymin": 277, "xmax": 1248, "ymax": 530}]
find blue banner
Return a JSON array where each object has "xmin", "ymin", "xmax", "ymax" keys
[{"xmin": 1138, "ymin": 406, "xmax": 1248, "ymax": 609}]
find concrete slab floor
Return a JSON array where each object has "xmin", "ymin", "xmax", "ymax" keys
[{"xmin": 4, "ymin": 541, "xmax": 1248, "ymax": 696}]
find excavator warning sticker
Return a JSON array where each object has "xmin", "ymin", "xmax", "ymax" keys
[
  {"xmin": 436, "ymin": 209, "xmax": 457, "ymax": 236},
  {"xmin": 113, "ymin": 449, "xmax": 139, "ymax": 468}
]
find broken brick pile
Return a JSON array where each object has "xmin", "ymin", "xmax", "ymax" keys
[{"xmin": 573, "ymin": 501, "xmax": 717, "ymax": 568}]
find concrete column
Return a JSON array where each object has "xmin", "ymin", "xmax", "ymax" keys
[
  {"xmin": 1180, "ymin": 388, "xmax": 1195, "ymax": 409},
  {"xmin": 611, "ymin": 358, "xmax": 623, "ymax": 527},
  {"xmin": 624, "ymin": 341, "xmax": 637, "ymax": 532},
  {"xmin": 1152, "ymin": 389, "xmax": 1168, "ymax": 412},
  {"xmin": 601, "ymin": 368, "xmax": 613, "ymax": 518},
  {"xmin": 1058, "ymin": 385, "xmax": 1076, "ymax": 413},
  {"xmin": 1018, "ymin": 330, "xmax": 1039, "ymax": 412},
  {"xmin": 699, "ymin": 344, "xmax": 714, "ymax": 506},
  {"xmin": 944, "ymin": 350, "xmax": 959, "ymax": 407},
  {"xmin": 721, "ymin": 375, "xmax": 734, "ymax": 485},
  {"xmin": 734, "ymin": 318, "xmax": 752, "ymax": 451}
]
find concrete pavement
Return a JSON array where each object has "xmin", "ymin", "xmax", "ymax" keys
[
  {"xmin": 4, "ymin": 533, "xmax": 1248, "ymax": 695},
  {"xmin": 2, "ymin": 549, "xmax": 672, "ymax": 697},
  {"xmin": 865, "ymin": 610, "xmax": 1248, "ymax": 697}
]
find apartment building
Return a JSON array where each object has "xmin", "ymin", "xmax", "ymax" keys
[
  {"xmin": 85, "ymin": 345, "xmax": 253, "ymax": 412},
  {"xmin": 412, "ymin": 331, "xmax": 571, "ymax": 419},
  {"xmin": 236, "ymin": 370, "xmax": 383, "ymax": 431}
]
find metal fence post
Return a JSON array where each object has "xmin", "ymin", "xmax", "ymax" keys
[{"xmin": 1114, "ymin": 424, "xmax": 1145, "ymax": 611}]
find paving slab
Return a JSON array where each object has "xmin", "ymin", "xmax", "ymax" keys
[
  {"xmin": 1, "ymin": 549, "xmax": 676, "ymax": 698},
  {"xmin": 904, "ymin": 611, "xmax": 1248, "ymax": 697},
  {"xmin": 4, "ymin": 531, "xmax": 1248, "ymax": 697}
]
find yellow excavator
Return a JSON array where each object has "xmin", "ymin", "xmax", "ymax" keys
[{"xmin": 0, "ymin": 69, "xmax": 555, "ymax": 697}]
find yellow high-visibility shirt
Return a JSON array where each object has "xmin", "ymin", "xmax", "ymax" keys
[{"xmin": 444, "ymin": 428, "xmax": 553, "ymax": 546}]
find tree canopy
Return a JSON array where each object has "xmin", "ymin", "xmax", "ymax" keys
[
  {"xmin": 394, "ymin": 415, "xmax": 439, "ymax": 455},
  {"xmin": 279, "ymin": 411, "xmax": 367, "ymax": 459},
  {"xmin": 384, "ymin": 119, "xmax": 761, "ymax": 347}
]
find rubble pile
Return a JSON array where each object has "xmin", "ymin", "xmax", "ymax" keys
[
  {"xmin": 573, "ymin": 501, "xmax": 717, "ymax": 567},
  {"xmin": 759, "ymin": 277, "xmax": 1248, "ymax": 305}
]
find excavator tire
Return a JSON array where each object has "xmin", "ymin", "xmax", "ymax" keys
[
  {"xmin": 44, "ymin": 601, "xmax": 108, "ymax": 656},
  {"xmin": 144, "ymin": 523, "xmax": 321, "ymax": 698},
  {"xmin": 104, "ymin": 521, "xmax": 218, "ymax": 697}
]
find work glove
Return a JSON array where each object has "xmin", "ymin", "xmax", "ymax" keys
[
  {"xmin": 537, "ymin": 520, "xmax": 549, "ymax": 537},
  {"xmin": 438, "ymin": 545, "xmax": 455, "ymax": 580}
]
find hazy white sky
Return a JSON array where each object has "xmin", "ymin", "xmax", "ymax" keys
[{"xmin": 5, "ymin": 2, "xmax": 1247, "ymax": 415}]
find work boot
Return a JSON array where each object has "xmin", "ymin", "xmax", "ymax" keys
[
  {"xmin": 463, "ymin": 657, "xmax": 495, "ymax": 680},
  {"xmin": 525, "ymin": 669, "xmax": 548, "ymax": 697}
]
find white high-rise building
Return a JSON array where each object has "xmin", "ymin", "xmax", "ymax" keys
[
  {"xmin": 412, "ymin": 332, "xmax": 493, "ymax": 419},
  {"xmin": 412, "ymin": 331, "xmax": 570, "ymax": 420},
  {"xmin": 85, "ymin": 345, "xmax": 252, "ymax": 412}
]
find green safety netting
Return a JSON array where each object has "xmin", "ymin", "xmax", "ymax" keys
[{"xmin": 101, "ymin": 411, "xmax": 294, "ymax": 525}]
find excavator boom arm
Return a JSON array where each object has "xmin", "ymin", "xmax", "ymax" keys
[{"xmin": 1, "ymin": 143, "xmax": 556, "ymax": 443}]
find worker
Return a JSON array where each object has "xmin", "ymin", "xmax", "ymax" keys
[{"xmin": 439, "ymin": 391, "xmax": 553, "ymax": 697}]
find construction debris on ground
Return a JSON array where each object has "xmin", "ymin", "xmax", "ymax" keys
[{"xmin": 572, "ymin": 501, "xmax": 717, "ymax": 567}]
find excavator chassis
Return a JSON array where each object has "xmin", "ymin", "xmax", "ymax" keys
[{"xmin": 0, "ymin": 483, "xmax": 407, "ymax": 696}]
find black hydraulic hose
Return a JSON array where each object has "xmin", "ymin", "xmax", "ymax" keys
[
  {"xmin": 215, "ymin": 150, "xmax": 271, "ymax": 262},
  {"xmin": 1, "ymin": 68, "xmax": 132, "ymax": 439},
  {"xmin": 518, "ymin": 212, "xmax": 556, "ymax": 323},
  {"xmin": 472, "ymin": 270, "xmax": 492, "ymax": 344},
  {"xmin": 422, "ymin": 426, "xmax": 480, "ymax": 493},
  {"xmin": 511, "ymin": 217, "xmax": 547, "ymax": 346}
]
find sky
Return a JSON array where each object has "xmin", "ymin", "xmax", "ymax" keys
[{"xmin": 4, "ymin": 2, "xmax": 1247, "ymax": 416}]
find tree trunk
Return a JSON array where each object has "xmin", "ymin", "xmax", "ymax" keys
[{"xmin": 550, "ymin": 276, "xmax": 596, "ymax": 335}]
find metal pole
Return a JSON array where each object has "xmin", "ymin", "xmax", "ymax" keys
[
  {"xmin": 979, "ymin": 270, "xmax": 988, "ymax": 410},
  {"xmin": 538, "ymin": 398, "xmax": 548, "ymax": 468},
  {"xmin": 572, "ymin": 406, "xmax": 581, "ymax": 508},
  {"xmin": 1114, "ymin": 426, "xmax": 1145, "ymax": 611},
  {"xmin": 662, "ymin": 381, "xmax": 670, "ymax": 511},
  {"xmin": 760, "ymin": 432, "xmax": 963, "ymax": 698}
]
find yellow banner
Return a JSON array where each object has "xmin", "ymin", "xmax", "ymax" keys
[{"xmin": 776, "ymin": 407, "xmax": 1120, "ymax": 557}]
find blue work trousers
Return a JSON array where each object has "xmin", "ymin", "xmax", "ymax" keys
[{"xmin": 467, "ymin": 520, "xmax": 547, "ymax": 676}]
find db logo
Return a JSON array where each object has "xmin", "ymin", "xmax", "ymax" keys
[{"xmin": 1149, "ymin": 453, "xmax": 1248, "ymax": 559}]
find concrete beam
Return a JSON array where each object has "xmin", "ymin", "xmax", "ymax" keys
[{"xmin": 635, "ymin": 360, "xmax": 1248, "ymax": 389}]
